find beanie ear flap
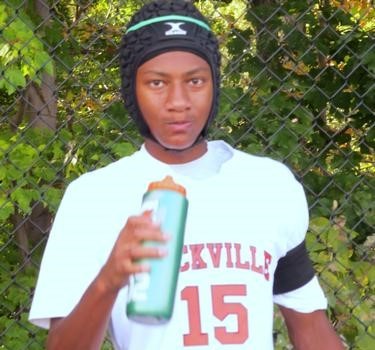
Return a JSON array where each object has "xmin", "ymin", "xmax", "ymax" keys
[{"xmin": 119, "ymin": 0, "xmax": 221, "ymax": 141}]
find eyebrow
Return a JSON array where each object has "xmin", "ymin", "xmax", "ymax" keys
[{"xmin": 141, "ymin": 67, "xmax": 211, "ymax": 77}]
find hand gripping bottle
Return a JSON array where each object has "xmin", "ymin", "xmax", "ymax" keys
[{"xmin": 126, "ymin": 176, "xmax": 188, "ymax": 324}]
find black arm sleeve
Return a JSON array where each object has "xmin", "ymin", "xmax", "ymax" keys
[{"xmin": 273, "ymin": 240, "xmax": 315, "ymax": 295}]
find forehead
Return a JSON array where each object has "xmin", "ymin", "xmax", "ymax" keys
[{"xmin": 138, "ymin": 51, "xmax": 211, "ymax": 74}]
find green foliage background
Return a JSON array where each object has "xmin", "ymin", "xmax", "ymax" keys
[{"xmin": 0, "ymin": 0, "xmax": 374, "ymax": 349}]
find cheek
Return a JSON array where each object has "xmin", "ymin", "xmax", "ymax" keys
[
  {"xmin": 142, "ymin": 94, "xmax": 159, "ymax": 110},
  {"xmin": 196, "ymin": 89, "xmax": 213, "ymax": 113},
  {"xmin": 137, "ymin": 91, "xmax": 162, "ymax": 117}
]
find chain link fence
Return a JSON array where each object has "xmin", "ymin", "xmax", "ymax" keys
[{"xmin": 0, "ymin": 0, "xmax": 374, "ymax": 349}]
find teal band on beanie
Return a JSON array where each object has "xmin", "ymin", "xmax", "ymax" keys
[{"xmin": 126, "ymin": 15, "xmax": 211, "ymax": 33}]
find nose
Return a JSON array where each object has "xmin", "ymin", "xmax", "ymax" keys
[{"xmin": 165, "ymin": 82, "xmax": 191, "ymax": 112}]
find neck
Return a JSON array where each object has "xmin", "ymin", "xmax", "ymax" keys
[{"xmin": 144, "ymin": 138, "xmax": 208, "ymax": 164}]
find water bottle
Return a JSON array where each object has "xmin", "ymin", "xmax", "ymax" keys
[{"xmin": 126, "ymin": 176, "xmax": 188, "ymax": 324}]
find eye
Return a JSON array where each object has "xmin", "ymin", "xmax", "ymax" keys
[
  {"xmin": 189, "ymin": 77, "xmax": 204, "ymax": 86},
  {"xmin": 149, "ymin": 80, "xmax": 165, "ymax": 88}
]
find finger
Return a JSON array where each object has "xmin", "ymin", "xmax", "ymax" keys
[
  {"xmin": 129, "ymin": 245, "xmax": 168, "ymax": 260},
  {"xmin": 140, "ymin": 210, "xmax": 153, "ymax": 219},
  {"xmin": 126, "ymin": 213, "xmax": 157, "ymax": 229},
  {"xmin": 122, "ymin": 214, "xmax": 162, "ymax": 236},
  {"xmin": 115, "ymin": 219, "xmax": 160, "ymax": 251},
  {"xmin": 131, "ymin": 225, "xmax": 169, "ymax": 243},
  {"xmin": 125, "ymin": 262, "xmax": 150, "ymax": 274}
]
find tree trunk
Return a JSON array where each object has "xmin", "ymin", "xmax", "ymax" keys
[
  {"xmin": 23, "ymin": 74, "xmax": 57, "ymax": 130},
  {"xmin": 24, "ymin": 0, "xmax": 57, "ymax": 129},
  {"xmin": 12, "ymin": 0, "xmax": 57, "ymax": 264}
]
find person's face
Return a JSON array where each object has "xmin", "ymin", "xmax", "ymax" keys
[{"xmin": 136, "ymin": 51, "xmax": 213, "ymax": 163}]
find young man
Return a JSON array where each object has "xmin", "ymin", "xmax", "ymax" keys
[{"xmin": 29, "ymin": 1, "xmax": 344, "ymax": 349}]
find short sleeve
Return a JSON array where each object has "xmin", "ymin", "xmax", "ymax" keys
[
  {"xmin": 273, "ymin": 276, "xmax": 327, "ymax": 312},
  {"xmin": 272, "ymin": 164, "xmax": 327, "ymax": 311}
]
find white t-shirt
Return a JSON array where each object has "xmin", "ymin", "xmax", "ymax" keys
[{"xmin": 29, "ymin": 140, "xmax": 326, "ymax": 349}]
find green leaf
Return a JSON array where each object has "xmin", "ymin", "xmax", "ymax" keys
[
  {"xmin": 0, "ymin": 197, "xmax": 14, "ymax": 221},
  {"xmin": 9, "ymin": 144, "xmax": 38, "ymax": 170},
  {"xmin": 0, "ymin": 5, "xmax": 8, "ymax": 25},
  {"xmin": 110, "ymin": 142, "xmax": 135, "ymax": 158},
  {"xmin": 4, "ymin": 67, "xmax": 26, "ymax": 92},
  {"xmin": 10, "ymin": 188, "xmax": 39, "ymax": 213},
  {"xmin": 34, "ymin": 51, "xmax": 52, "ymax": 72},
  {"xmin": 0, "ymin": 43, "xmax": 10, "ymax": 57},
  {"xmin": 354, "ymin": 333, "xmax": 375, "ymax": 350},
  {"xmin": 45, "ymin": 60, "xmax": 54, "ymax": 76},
  {"xmin": 43, "ymin": 187, "xmax": 62, "ymax": 212},
  {"xmin": 362, "ymin": 51, "xmax": 375, "ymax": 74},
  {"xmin": 32, "ymin": 164, "xmax": 57, "ymax": 182},
  {"xmin": 309, "ymin": 216, "xmax": 331, "ymax": 235},
  {"xmin": 0, "ymin": 138, "xmax": 10, "ymax": 152},
  {"xmin": 4, "ymin": 165, "xmax": 23, "ymax": 181},
  {"xmin": 0, "ymin": 78, "xmax": 7, "ymax": 91}
]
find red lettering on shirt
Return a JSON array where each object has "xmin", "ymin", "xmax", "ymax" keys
[
  {"xmin": 190, "ymin": 244, "xmax": 207, "ymax": 269},
  {"xmin": 224, "ymin": 243, "xmax": 234, "ymax": 268},
  {"xmin": 234, "ymin": 243, "xmax": 250, "ymax": 269},
  {"xmin": 207, "ymin": 243, "xmax": 223, "ymax": 268},
  {"xmin": 180, "ymin": 242, "xmax": 273, "ymax": 283},
  {"xmin": 250, "ymin": 246, "xmax": 263, "ymax": 275},
  {"xmin": 264, "ymin": 250, "xmax": 272, "ymax": 281}
]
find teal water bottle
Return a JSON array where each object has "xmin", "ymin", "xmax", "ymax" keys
[{"xmin": 126, "ymin": 176, "xmax": 188, "ymax": 324}]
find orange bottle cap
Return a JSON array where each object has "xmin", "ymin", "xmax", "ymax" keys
[{"xmin": 148, "ymin": 176, "xmax": 186, "ymax": 196}]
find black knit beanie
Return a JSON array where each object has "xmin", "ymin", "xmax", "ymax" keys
[{"xmin": 119, "ymin": 0, "xmax": 221, "ymax": 140}]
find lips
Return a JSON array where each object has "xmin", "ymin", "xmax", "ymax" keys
[{"xmin": 166, "ymin": 120, "xmax": 193, "ymax": 133}]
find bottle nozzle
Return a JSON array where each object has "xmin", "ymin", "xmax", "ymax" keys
[{"xmin": 148, "ymin": 176, "xmax": 186, "ymax": 196}]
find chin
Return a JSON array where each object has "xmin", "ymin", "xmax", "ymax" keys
[{"xmin": 157, "ymin": 138, "xmax": 196, "ymax": 151}]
